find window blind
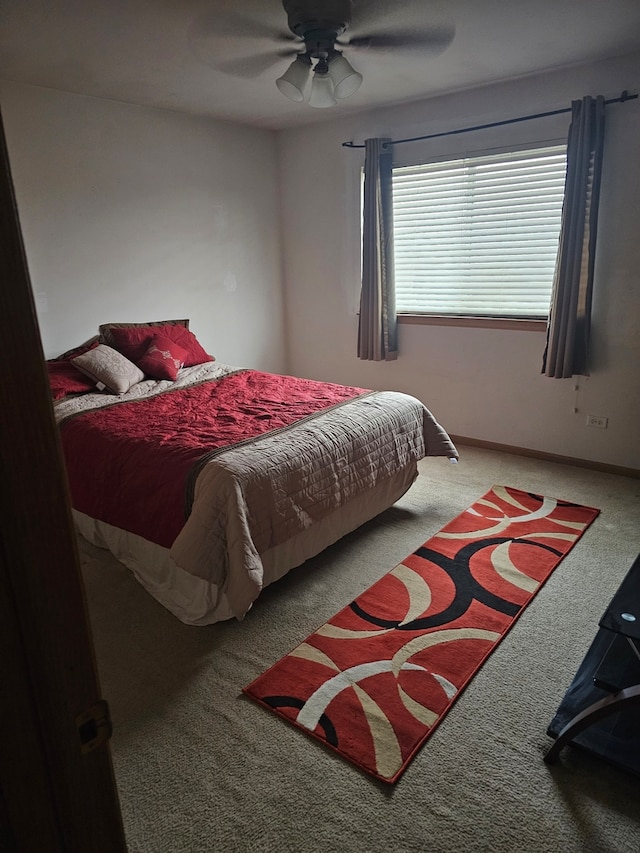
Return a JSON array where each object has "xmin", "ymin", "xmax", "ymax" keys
[{"xmin": 392, "ymin": 145, "xmax": 567, "ymax": 318}]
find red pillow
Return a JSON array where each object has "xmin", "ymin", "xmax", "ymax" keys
[
  {"xmin": 47, "ymin": 360, "xmax": 96, "ymax": 400},
  {"xmin": 137, "ymin": 335, "xmax": 189, "ymax": 381},
  {"xmin": 108, "ymin": 324, "xmax": 214, "ymax": 367}
]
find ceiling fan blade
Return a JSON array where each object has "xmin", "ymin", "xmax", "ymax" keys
[
  {"xmin": 344, "ymin": 24, "xmax": 455, "ymax": 54},
  {"xmin": 346, "ymin": 0, "xmax": 455, "ymax": 56},
  {"xmin": 188, "ymin": 6, "xmax": 301, "ymax": 78},
  {"xmin": 212, "ymin": 50, "xmax": 299, "ymax": 80},
  {"xmin": 191, "ymin": 9, "xmax": 296, "ymax": 45},
  {"xmin": 349, "ymin": 0, "xmax": 405, "ymax": 31}
]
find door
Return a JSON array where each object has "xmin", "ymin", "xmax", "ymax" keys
[{"xmin": 0, "ymin": 108, "xmax": 127, "ymax": 851}]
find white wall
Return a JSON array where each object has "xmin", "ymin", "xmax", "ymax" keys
[
  {"xmin": 277, "ymin": 52, "xmax": 640, "ymax": 470},
  {"xmin": 1, "ymin": 82, "xmax": 286, "ymax": 372},
  {"xmin": 2, "ymin": 57, "xmax": 638, "ymax": 470}
]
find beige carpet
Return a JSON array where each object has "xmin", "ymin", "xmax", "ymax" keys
[{"xmin": 79, "ymin": 446, "xmax": 640, "ymax": 853}]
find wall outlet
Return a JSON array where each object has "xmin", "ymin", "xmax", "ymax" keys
[{"xmin": 586, "ymin": 415, "xmax": 608, "ymax": 429}]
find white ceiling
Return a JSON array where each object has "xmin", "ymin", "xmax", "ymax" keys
[{"xmin": 1, "ymin": 0, "xmax": 640, "ymax": 130}]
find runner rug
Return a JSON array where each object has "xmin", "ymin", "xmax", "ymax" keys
[{"xmin": 243, "ymin": 486, "xmax": 599, "ymax": 783}]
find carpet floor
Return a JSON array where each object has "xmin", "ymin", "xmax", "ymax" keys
[{"xmin": 79, "ymin": 446, "xmax": 640, "ymax": 853}]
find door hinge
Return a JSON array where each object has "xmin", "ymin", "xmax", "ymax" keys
[{"xmin": 76, "ymin": 699, "xmax": 112, "ymax": 754}]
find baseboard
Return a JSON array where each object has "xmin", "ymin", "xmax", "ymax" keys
[{"xmin": 449, "ymin": 434, "xmax": 640, "ymax": 480}]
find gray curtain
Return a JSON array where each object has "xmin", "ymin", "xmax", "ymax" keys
[
  {"xmin": 542, "ymin": 95, "xmax": 605, "ymax": 378},
  {"xmin": 357, "ymin": 138, "xmax": 398, "ymax": 361}
]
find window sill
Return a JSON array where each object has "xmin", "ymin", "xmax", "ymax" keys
[{"xmin": 397, "ymin": 314, "xmax": 547, "ymax": 332}]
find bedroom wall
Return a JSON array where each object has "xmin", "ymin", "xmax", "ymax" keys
[
  {"xmin": 277, "ymin": 52, "xmax": 640, "ymax": 471},
  {"xmin": 0, "ymin": 81, "xmax": 286, "ymax": 372}
]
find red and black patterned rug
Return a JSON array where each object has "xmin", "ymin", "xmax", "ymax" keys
[{"xmin": 243, "ymin": 486, "xmax": 600, "ymax": 783}]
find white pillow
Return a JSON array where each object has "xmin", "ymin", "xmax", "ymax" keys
[{"xmin": 71, "ymin": 344, "xmax": 145, "ymax": 395}]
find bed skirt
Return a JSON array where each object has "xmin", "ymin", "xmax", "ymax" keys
[{"xmin": 73, "ymin": 458, "xmax": 419, "ymax": 626}]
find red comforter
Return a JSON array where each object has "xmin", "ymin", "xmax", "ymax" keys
[{"xmin": 60, "ymin": 370, "xmax": 369, "ymax": 548}]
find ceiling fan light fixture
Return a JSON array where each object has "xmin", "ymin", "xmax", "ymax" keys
[
  {"xmin": 308, "ymin": 68, "xmax": 337, "ymax": 108},
  {"xmin": 328, "ymin": 52, "xmax": 362, "ymax": 99},
  {"xmin": 276, "ymin": 54, "xmax": 312, "ymax": 102}
]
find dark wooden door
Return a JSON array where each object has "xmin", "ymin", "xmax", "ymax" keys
[{"xmin": 0, "ymin": 108, "xmax": 127, "ymax": 851}]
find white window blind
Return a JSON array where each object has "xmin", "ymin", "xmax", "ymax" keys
[{"xmin": 392, "ymin": 145, "xmax": 567, "ymax": 318}]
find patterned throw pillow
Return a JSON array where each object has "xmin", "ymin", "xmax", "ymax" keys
[
  {"xmin": 71, "ymin": 345, "xmax": 145, "ymax": 395},
  {"xmin": 137, "ymin": 335, "xmax": 189, "ymax": 381}
]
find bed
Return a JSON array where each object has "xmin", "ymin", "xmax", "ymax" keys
[{"xmin": 49, "ymin": 319, "xmax": 458, "ymax": 626}]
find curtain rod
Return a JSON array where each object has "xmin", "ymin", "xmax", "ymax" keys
[{"xmin": 341, "ymin": 90, "xmax": 637, "ymax": 149}]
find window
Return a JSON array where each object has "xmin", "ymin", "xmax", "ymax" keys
[{"xmin": 392, "ymin": 144, "xmax": 567, "ymax": 319}]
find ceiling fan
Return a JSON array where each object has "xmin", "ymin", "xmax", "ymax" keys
[{"xmin": 195, "ymin": 0, "xmax": 456, "ymax": 108}]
